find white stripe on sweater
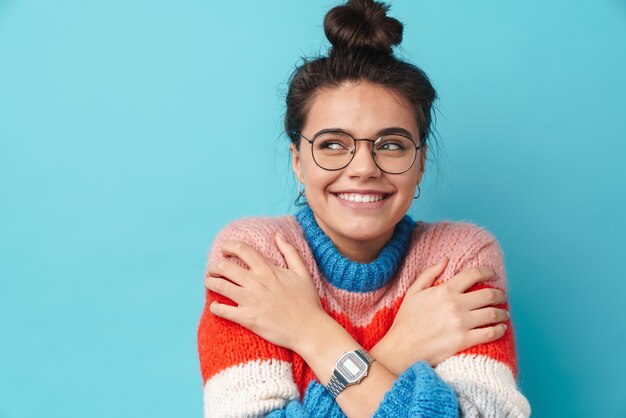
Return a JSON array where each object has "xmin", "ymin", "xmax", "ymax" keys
[
  {"xmin": 203, "ymin": 358, "xmax": 299, "ymax": 418},
  {"xmin": 435, "ymin": 354, "xmax": 531, "ymax": 417}
]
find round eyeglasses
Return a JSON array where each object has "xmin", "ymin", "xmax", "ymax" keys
[{"xmin": 292, "ymin": 130, "xmax": 424, "ymax": 174}]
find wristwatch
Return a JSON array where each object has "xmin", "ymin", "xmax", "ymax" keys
[{"xmin": 326, "ymin": 348, "xmax": 376, "ymax": 398}]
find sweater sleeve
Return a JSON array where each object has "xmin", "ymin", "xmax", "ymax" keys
[
  {"xmin": 198, "ymin": 219, "xmax": 301, "ymax": 417},
  {"xmin": 266, "ymin": 361, "xmax": 458, "ymax": 417},
  {"xmin": 433, "ymin": 229, "xmax": 532, "ymax": 417},
  {"xmin": 198, "ymin": 219, "xmax": 459, "ymax": 417}
]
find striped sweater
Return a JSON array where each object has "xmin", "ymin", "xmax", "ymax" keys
[{"xmin": 197, "ymin": 206, "xmax": 531, "ymax": 417}]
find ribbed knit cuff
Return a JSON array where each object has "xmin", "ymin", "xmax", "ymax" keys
[
  {"xmin": 373, "ymin": 361, "xmax": 459, "ymax": 417},
  {"xmin": 267, "ymin": 362, "xmax": 458, "ymax": 417},
  {"xmin": 266, "ymin": 380, "xmax": 344, "ymax": 418}
]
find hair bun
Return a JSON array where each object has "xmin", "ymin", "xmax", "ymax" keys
[{"xmin": 324, "ymin": 0, "xmax": 403, "ymax": 55}]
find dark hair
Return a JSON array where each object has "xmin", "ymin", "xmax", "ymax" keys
[{"xmin": 284, "ymin": 0, "xmax": 438, "ymax": 152}]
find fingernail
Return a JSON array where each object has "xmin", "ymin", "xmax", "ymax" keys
[{"xmin": 440, "ymin": 256, "xmax": 449, "ymax": 264}]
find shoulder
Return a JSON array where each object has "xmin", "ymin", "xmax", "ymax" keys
[
  {"xmin": 408, "ymin": 219, "xmax": 506, "ymax": 286},
  {"xmin": 207, "ymin": 214, "xmax": 306, "ymax": 266},
  {"xmin": 416, "ymin": 219, "xmax": 500, "ymax": 259},
  {"xmin": 212, "ymin": 215, "xmax": 298, "ymax": 243}
]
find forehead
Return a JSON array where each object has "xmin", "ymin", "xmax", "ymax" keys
[{"xmin": 303, "ymin": 81, "xmax": 418, "ymax": 137}]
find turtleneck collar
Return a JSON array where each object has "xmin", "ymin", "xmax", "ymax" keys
[{"xmin": 294, "ymin": 205, "xmax": 416, "ymax": 293}]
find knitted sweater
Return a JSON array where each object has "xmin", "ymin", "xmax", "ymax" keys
[{"xmin": 197, "ymin": 206, "xmax": 531, "ymax": 417}]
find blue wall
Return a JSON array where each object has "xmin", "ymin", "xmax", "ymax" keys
[{"xmin": 1, "ymin": 1, "xmax": 624, "ymax": 417}]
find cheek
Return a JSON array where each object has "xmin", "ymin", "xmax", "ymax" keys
[
  {"xmin": 306, "ymin": 173, "xmax": 335, "ymax": 192},
  {"xmin": 400, "ymin": 176, "xmax": 418, "ymax": 190},
  {"xmin": 393, "ymin": 169, "xmax": 419, "ymax": 190},
  {"xmin": 301, "ymin": 162, "xmax": 334, "ymax": 191}
]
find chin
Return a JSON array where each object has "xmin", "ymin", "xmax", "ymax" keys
[
  {"xmin": 311, "ymin": 194, "xmax": 409, "ymax": 241},
  {"xmin": 334, "ymin": 217, "xmax": 394, "ymax": 241}
]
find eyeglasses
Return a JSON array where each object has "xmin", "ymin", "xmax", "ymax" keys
[{"xmin": 292, "ymin": 129, "xmax": 423, "ymax": 174}]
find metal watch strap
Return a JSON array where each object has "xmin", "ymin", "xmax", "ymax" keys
[
  {"xmin": 327, "ymin": 371, "xmax": 348, "ymax": 398},
  {"xmin": 354, "ymin": 348, "xmax": 375, "ymax": 364},
  {"xmin": 326, "ymin": 349, "xmax": 375, "ymax": 398}
]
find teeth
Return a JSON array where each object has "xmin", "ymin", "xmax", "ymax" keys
[{"xmin": 337, "ymin": 193, "xmax": 386, "ymax": 203}]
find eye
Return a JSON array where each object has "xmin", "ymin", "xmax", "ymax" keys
[
  {"xmin": 377, "ymin": 141, "xmax": 407, "ymax": 151},
  {"xmin": 380, "ymin": 142, "xmax": 402, "ymax": 150},
  {"xmin": 315, "ymin": 133, "xmax": 353, "ymax": 151},
  {"xmin": 375, "ymin": 135, "xmax": 415, "ymax": 153},
  {"xmin": 319, "ymin": 141, "xmax": 348, "ymax": 150}
]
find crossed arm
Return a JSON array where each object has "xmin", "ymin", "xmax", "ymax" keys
[{"xmin": 198, "ymin": 221, "xmax": 530, "ymax": 417}]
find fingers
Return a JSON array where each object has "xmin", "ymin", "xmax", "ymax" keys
[
  {"xmin": 275, "ymin": 233, "xmax": 308, "ymax": 277},
  {"xmin": 207, "ymin": 259, "xmax": 249, "ymax": 286},
  {"xmin": 209, "ymin": 300, "xmax": 243, "ymax": 324},
  {"xmin": 220, "ymin": 240, "xmax": 269, "ymax": 272},
  {"xmin": 465, "ymin": 323, "xmax": 508, "ymax": 347},
  {"xmin": 205, "ymin": 276, "xmax": 243, "ymax": 303},
  {"xmin": 465, "ymin": 307, "xmax": 510, "ymax": 330},
  {"xmin": 446, "ymin": 266, "xmax": 497, "ymax": 293},
  {"xmin": 409, "ymin": 257, "xmax": 449, "ymax": 293},
  {"xmin": 461, "ymin": 287, "xmax": 507, "ymax": 310}
]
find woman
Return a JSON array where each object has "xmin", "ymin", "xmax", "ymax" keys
[{"xmin": 197, "ymin": 0, "xmax": 531, "ymax": 416}]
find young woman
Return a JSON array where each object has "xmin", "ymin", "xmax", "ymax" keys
[{"xmin": 197, "ymin": 0, "xmax": 531, "ymax": 416}]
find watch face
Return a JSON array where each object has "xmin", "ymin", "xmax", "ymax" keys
[{"xmin": 337, "ymin": 352, "xmax": 367, "ymax": 383}]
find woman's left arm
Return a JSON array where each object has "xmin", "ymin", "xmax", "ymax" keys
[
  {"xmin": 431, "ymin": 235, "xmax": 531, "ymax": 417},
  {"xmin": 366, "ymin": 231, "xmax": 531, "ymax": 418}
]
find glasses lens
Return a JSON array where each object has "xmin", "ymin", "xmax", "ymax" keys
[
  {"xmin": 311, "ymin": 132, "xmax": 355, "ymax": 170},
  {"xmin": 373, "ymin": 135, "xmax": 417, "ymax": 174}
]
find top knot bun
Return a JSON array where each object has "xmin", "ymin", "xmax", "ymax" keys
[{"xmin": 324, "ymin": 0, "xmax": 403, "ymax": 55}]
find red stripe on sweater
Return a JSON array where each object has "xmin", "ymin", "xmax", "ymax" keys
[
  {"xmin": 199, "ymin": 282, "xmax": 517, "ymax": 389},
  {"xmin": 290, "ymin": 283, "xmax": 517, "ymax": 395},
  {"xmin": 456, "ymin": 282, "xmax": 519, "ymax": 379},
  {"xmin": 197, "ymin": 289, "xmax": 292, "ymax": 383}
]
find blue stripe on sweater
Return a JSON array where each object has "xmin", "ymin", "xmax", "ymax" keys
[{"xmin": 266, "ymin": 361, "xmax": 458, "ymax": 417}]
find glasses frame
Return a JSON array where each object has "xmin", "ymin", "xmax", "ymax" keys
[{"xmin": 292, "ymin": 130, "xmax": 425, "ymax": 175}]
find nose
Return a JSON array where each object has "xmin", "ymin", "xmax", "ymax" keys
[{"xmin": 345, "ymin": 140, "xmax": 381, "ymax": 178}]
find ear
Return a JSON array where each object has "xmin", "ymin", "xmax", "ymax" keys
[
  {"xmin": 416, "ymin": 143, "xmax": 427, "ymax": 185},
  {"xmin": 290, "ymin": 143, "xmax": 305, "ymax": 184}
]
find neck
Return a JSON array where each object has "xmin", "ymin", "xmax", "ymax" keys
[
  {"xmin": 294, "ymin": 206, "xmax": 416, "ymax": 292},
  {"xmin": 294, "ymin": 205, "xmax": 416, "ymax": 292},
  {"xmin": 313, "ymin": 214, "xmax": 394, "ymax": 263}
]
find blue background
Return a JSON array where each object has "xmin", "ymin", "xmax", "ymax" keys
[{"xmin": 1, "ymin": 1, "xmax": 625, "ymax": 417}]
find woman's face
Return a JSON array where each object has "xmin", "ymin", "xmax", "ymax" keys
[{"xmin": 291, "ymin": 81, "xmax": 426, "ymax": 261}]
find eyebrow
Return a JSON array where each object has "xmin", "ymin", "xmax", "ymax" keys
[{"xmin": 313, "ymin": 127, "xmax": 416, "ymax": 140}]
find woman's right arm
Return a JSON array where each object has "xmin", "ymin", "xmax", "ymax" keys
[{"xmin": 198, "ymin": 222, "xmax": 299, "ymax": 416}]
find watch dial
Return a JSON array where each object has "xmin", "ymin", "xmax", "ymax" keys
[
  {"xmin": 344, "ymin": 358, "xmax": 360, "ymax": 375},
  {"xmin": 338, "ymin": 352, "xmax": 366, "ymax": 382}
]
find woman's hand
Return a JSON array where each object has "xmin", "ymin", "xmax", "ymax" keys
[
  {"xmin": 204, "ymin": 233, "xmax": 326, "ymax": 351},
  {"xmin": 372, "ymin": 258, "xmax": 509, "ymax": 373}
]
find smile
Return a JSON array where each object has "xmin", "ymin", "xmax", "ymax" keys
[{"xmin": 335, "ymin": 193, "xmax": 388, "ymax": 203}]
